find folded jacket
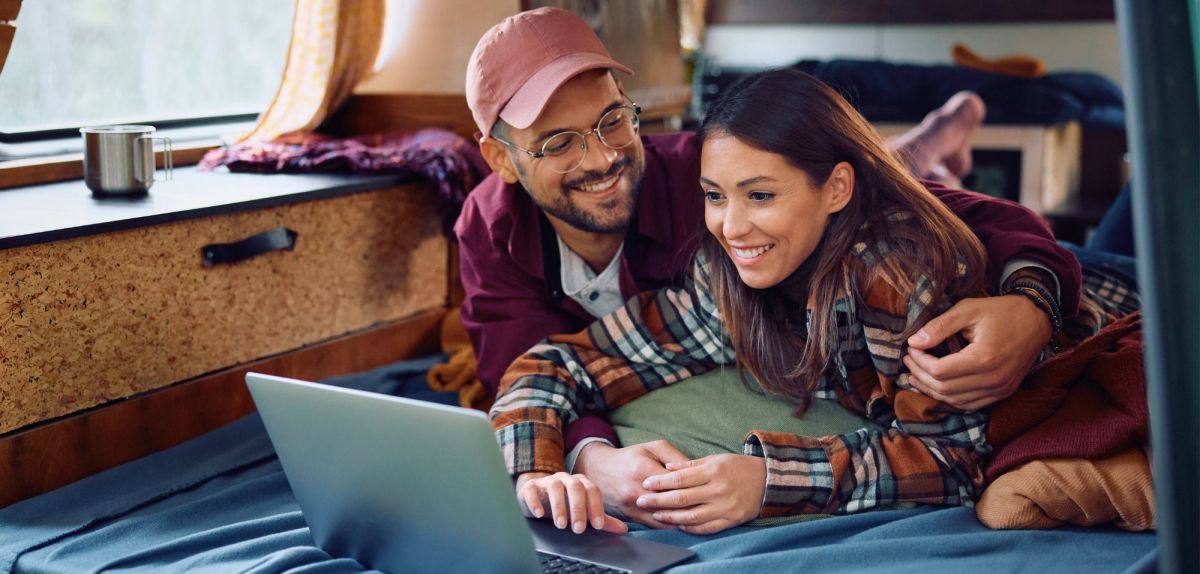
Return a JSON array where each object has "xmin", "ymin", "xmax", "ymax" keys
[
  {"xmin": 986, "ymin": 312, "xmax": 1147, "ymax": 481},
  {"xmin": 976, "ymin": 448, "xmax": 1155, "ymax": 531}
]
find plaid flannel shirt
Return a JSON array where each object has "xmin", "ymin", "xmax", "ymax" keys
[{"xmin": 490, "ymin": 232, "xmax": 994, "ymax": 518}]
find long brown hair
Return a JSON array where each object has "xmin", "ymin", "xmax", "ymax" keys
[{"xmin": 699, "ymin": 68, "xmax": 987, "ymax": 412}]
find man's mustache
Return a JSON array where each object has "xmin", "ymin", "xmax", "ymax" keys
[{"xmin": 563, "ymin": 156, "xmax": 632, "ymax": 190}]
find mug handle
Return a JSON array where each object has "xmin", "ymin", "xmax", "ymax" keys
[{"xmin": 135, "ymin": 136, "xmax": 174, "ymax": 183}]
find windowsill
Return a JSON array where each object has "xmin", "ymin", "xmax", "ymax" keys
[{"xmin": 0, "ymin": 166, "xmax": 411, "ymax": 250}]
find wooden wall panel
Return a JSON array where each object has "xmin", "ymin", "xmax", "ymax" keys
[
  {"xmin": 325, "ymin": 94, "xmax": 478, "ymax": 140},
  {"xmin": 0, "ymin": 309, "xmax": 446, "ymax": 509}
]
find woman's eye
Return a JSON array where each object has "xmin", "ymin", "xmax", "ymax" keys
[
  {"xmin": 703, "ymin": 190, "xmax": 724, "ymax": 203},
  {"xmin": 749, "ymin": 191, "xmax": 774, "ymax": 202}
]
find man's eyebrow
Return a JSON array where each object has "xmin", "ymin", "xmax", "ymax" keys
[{"xmin": 532, "ymin": 100, "xmax": 625, "ymax": 143}]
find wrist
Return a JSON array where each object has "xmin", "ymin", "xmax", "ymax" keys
[
  {"xmin": 573, "ymin": 441, "xmax": 614, "ymax": 476},
  {"xmin": 1002, "ymin": 281, "xmax": 1062, "ymax": 349}
]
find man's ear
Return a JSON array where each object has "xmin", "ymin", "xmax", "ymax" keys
[
  {"xmin": 480, "ymin": 137, "xmax": 521, "ymax": 184},
  {"xmin": 825, "ymin": 161, "xmax": 855, "ymax": 214}
]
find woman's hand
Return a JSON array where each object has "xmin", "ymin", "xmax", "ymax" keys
[
  {"xmin": 515, "ymin": 472, "xmax": 629, "ymax": 535},
  {"xmin": 635, "ymin": 454, "xmax": 766, "ymax": 534}
]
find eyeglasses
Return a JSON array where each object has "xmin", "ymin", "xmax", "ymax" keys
[{"xmin": 492, "ymin": 104, "xmax": 641, "ymax": 174}]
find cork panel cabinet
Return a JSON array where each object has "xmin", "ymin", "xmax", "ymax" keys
[{"xmin": 0, "ymin": 184, "xmax": 447, "ymax": 433}]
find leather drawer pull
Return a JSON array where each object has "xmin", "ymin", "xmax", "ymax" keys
[{"xmin": 202, "ymin": 227, "xmax": 299, "ymax": 267}]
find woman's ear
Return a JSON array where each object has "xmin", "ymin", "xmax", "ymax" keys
[
  {"xmin": 824, "ymin": 161, "xmax": 855, "ymax": 214},
  {"xmin": 480, "ymin": 137, "xmax": 521, "ymax": 184}
]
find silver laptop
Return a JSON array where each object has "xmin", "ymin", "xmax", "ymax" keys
[{"xmin": 245, "ymin": 372, "xmax": 695, "ymax": 574}]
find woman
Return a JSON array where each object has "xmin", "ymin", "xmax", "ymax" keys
[{"xmin": 489, "ymin": 68, "xmax": 1059, "ymax": 536}]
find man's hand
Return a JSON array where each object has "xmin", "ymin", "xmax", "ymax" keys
[
  {"xmin": 904, "ymin": 294, "xmax": 1051, "ymax": 411},
  {"xmin": 573, "ymin": 440, "xmax": 689, "ymax": 529},
  {"xmin": 516, "ymin": 472, "xmax": 628, "ymax": 535},
  {"xmin": 635, "ymin": 454, "xmax": 767, "ymax": 535}
]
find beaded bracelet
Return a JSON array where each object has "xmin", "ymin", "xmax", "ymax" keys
[{"xmin": 1004, "ymin": 279, "xmax": 1063, "ymax": 350}]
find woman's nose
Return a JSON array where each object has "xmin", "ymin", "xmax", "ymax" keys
[{"xmin": 721, "ymin": 201, "xmax": 752, "ymax": 240}]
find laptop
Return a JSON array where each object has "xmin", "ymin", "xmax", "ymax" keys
[{"xmin": 245, "ymin": 372, "xmax": 696, "ymax": 574}]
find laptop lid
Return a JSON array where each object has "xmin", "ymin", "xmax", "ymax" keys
[
  {"xmin": 245, "ymin": 372, "xmax": 694, "ymax": 574},
  {"xmin": 246, "ymin": 372, "xmax": 542, "ymax": 574}
]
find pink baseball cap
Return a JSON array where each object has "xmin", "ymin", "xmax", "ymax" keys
[{"xmin": 466, "ymin": 7, "xmax": 633, "ymax": 138}]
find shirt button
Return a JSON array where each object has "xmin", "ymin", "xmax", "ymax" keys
[{"xmin": 588, "ymin": 292, "xmax": 599, "ymax": 301}]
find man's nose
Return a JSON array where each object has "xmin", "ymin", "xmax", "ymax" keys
[{"xmin": 576, "ymin": 132, "xmax": 618, "ymax": 173}]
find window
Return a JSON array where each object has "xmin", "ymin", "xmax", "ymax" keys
[{"xmin": 0, "ymin": 0, "xmax": 294, "ymax": 149}]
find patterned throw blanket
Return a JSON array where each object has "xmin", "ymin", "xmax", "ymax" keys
[{"xmin": 199, "ymin": 129, "xmax": 490, "ymax": 233}]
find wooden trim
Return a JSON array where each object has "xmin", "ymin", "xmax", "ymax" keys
[
  {"xmin": 706, "ymin": 0, "xmax": 1115, "ymax": 25},
  {"xmin": 0, "ymin": 0, "xmax": 19, "ymax": 21},
  {"xmin": 325, "ymin": 94, "xmax": 477, "ymax": 140},
  {"xmin": 0, "ymin": 308, "xmax": 446, "ymax": 509},
  {"xmin": 0, "ymin": 140, "xmax": 216, "ymax": 191},
  {"xmin": 0, "ymin": 23, "xmax": 13, "ymax": 77}
]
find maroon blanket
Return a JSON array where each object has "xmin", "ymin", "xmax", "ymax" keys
[
  {"xmin": 985, "ymin": 312, "xmax": 1148, "ymax": 481},
  {"xmin": 200, "ymin": 129, "xmax": 489, "ymax": 233}
]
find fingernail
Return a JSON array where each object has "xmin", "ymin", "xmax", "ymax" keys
[
  {"xmin": 534, "ymin": 508, "xmax": 543, "ymax": 518},
  {"xmin": 636, "ymin": 496, "xmax": 648, "ymax": 507},
  {"xmin": 555, "ymin": 517, "xmax": 566, "ymax": 528},
  {"xmin": 574, "ymin": 521, "xmax": 585, "ymax": 533},
  {"xmin": 653, "ymin": 512, "xmax": 664, "ymax": 521},
  {"xmin": 593, "ymin": 516, "xmax": 605, "ymax": 529},
  {"xmin": 912, "ymin": 330, "xmax": 928, "ymax": 344},
  {"xmin": 642, "ymin": 478, "xmax": 654, "ymax": 489}
]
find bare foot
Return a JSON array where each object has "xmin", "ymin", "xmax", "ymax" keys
[{"xmin": 888, "ymin": 91, "xmax": 986, "ymax": 182}]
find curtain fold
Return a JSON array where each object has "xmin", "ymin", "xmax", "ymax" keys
[{"xmin": 242, "ymin": 0, "xmax": 385, "ymax": 142}]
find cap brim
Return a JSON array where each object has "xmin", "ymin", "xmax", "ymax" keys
[{"xmin": 499, "ymin": 53, "xmax": 634, "ymax": 130}]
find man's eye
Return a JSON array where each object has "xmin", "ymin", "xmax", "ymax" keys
[{"xmin": 542, "ymin": 137, "xmax": 574, "ymax": 155}]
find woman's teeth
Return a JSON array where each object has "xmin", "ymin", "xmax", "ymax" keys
[
  {"xmin": 577, "ymin": 173, "xmax": 619, "ymax": 193},
  {"xmin": 732, "ymin": 244, "xmax": 775, "ymax": 258}
]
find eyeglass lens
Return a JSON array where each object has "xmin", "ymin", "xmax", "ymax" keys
[{"xmin": 541, "ymin": 106, "xmax": 639, "ymax": 174}]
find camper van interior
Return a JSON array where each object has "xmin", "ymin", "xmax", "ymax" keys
[{"xmin": 0, "ymin": 1, "xmax": 1195, "ymax": 573}]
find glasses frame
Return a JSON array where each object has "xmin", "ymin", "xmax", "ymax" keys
[{"xmin": 491, "ymin": 103, "xmax": 642, "ymax": 174}]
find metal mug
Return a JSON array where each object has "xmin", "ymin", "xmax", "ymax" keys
[{"xmin": 80, "ymin": 125, "xmax": 173, "ymax": 197}]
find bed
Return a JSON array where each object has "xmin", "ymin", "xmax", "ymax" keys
[{"xmin": 0, "ymin": 355, "xmax": 1157, "ymax": 573}]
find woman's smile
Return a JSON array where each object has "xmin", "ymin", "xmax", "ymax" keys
[{"xmin": 729, "ymin": 243, "xmax": 776, "ymax": 263}]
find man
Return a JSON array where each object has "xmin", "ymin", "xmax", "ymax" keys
[{"xmin": 457, "ymin": 7, "xmax": 1080, "ymax": 529}]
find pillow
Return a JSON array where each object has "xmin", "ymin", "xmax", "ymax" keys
[{"xmin": 609, "ymin": 367, "xmax": 879, "ymax": 525}]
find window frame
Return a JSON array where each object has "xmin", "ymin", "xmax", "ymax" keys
[{"xmin": 0, "ymin": 112, "xmax": 262, "ymax": 144}]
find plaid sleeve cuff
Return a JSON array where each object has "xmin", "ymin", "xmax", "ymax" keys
[
  {"xmin": 744, "ymin": 430, "xmax": 837, "ymax": 517},
  {"xmin": 496, "ymin": 421, "xmax": 566, "ymax": 478}
]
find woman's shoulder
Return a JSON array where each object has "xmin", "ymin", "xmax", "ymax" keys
[
  {"xmin": 850, "ymin": 209, "xmax": 925, "ymax": 269},
  {"xmin": 849, "ymin": 210, "xmax": 938, "ymax": 310}
]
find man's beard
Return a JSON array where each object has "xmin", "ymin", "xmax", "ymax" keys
[{"xmin": 525, "ymin": 155, "xmax": 643, "ymax": 234}]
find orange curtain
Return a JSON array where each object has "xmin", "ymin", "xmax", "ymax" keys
[{"xmin": 243, "ymin": 0, "xmax": 385, "ymax": 142}]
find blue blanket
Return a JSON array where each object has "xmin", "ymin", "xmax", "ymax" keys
[{"xmin": 0, "ymin": 357, "xmax": 1158, "ymax": 573}]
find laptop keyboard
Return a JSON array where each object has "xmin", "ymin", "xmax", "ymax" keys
[{"xmin": 538, "ymin": 551, "xmax": 629, "ymax": 573}]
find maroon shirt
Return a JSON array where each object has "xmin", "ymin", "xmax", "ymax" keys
[{"xmin": 455, "ymin": 131, "xmax": 1082, "ymax": 450}]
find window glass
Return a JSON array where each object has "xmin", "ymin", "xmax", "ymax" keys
[{"xmin": 0, "ymin": 0, "xmax": 295, "ymax": 137}]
